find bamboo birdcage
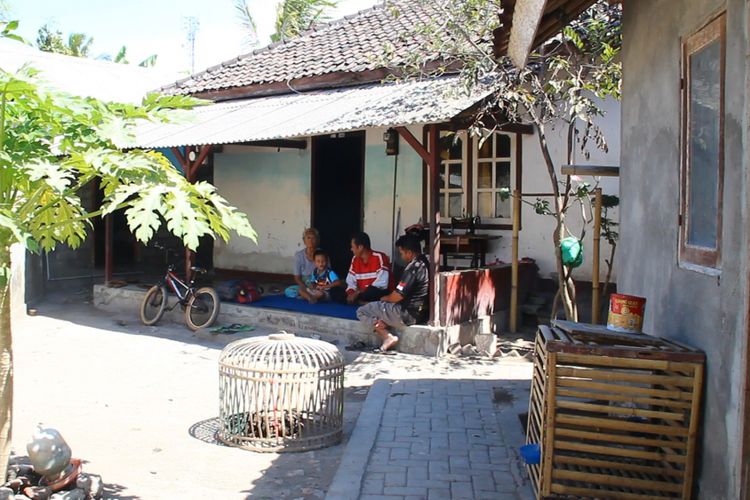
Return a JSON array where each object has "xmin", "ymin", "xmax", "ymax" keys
[
  {"xmin": 527, "ymin": 320, "xmax": 705, "ymax": 499},
  {"xmin": 218, "ymin": 332, "xmax": 344, "ymax": 452}
]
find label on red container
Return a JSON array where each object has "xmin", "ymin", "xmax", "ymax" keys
[{"xmin": 607, "ymin": 294, "xmax": 646, "ymax": 333}]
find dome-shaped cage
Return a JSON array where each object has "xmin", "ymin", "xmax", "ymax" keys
[{"xmin": 217, "ymin": 332, "xmax": 344, "ymax": 452}]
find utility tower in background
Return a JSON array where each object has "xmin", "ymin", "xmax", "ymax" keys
[{"xmin": 183, "ymin": 16, "xmax": 200, "ymax": 73}]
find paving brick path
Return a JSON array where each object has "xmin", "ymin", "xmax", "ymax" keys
[{"xmin": 329, "ymin": 377, "xmax": 534, "ymax": 500}]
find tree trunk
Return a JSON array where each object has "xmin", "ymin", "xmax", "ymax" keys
[
  {"xmin": 535, "ymin": 123, "xmax": 577, "ymax": 321},
  {"xmin": 0, "ymin": 242, "xmax": 12, "ymax": 481}
]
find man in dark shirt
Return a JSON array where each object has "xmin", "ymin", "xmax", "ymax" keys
[{"xmin": 356, "ymin": 234, "xmax": 429, "ymax": 351}]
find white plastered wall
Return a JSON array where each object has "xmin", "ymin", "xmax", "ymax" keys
[{"xmin": 213, "ymin": 143, "xmax": 312, "ymax": 275}]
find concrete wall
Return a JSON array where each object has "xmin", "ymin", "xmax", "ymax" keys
[
  {"xmin": 620, "ymin": 1, "xmax": 747, "ymax": 497},
  {"xmin": 214, "ymin": 111, "xmax": 620, "ymax": 284},
  {"xmin": 213, "ymin": 144, "xmax": 312, "ymax": 275},
  {"xmin": 363, "ymin": 125, "xmax": 424, "ymax": 254},
  {"xmin": 483, "ymin": 98, "xmax": 621, "ymax": 283},
  {"xmin": 213, "ymin": 128, "xmax": 425, "ymax": 274}
]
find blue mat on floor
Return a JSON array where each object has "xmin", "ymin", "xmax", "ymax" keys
[{"xmin": 244, "ymin": 294, "xmax": 359, "ymax": 321}]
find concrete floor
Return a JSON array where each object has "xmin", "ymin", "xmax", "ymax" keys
[{"xmin": 9, "ymin": 290, "xmax": 533, "ymax": 499}]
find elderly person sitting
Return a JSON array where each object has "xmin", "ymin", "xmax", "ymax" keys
[{"xmin": 292, "ymin": 227, "xmax": 320, "ymax": 302}]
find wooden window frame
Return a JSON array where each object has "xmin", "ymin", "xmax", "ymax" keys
[
  {"xmin": 423, "ymin": 125, "xmax": 523, "ymax": 231},
  {"xmin": 472, "ymin": 131, "xmax": 518, "ymax": 226},
  {"xmin": 437, "ymin": 130, "xmax": 468, "ymax": 220},
  {"xmin": 679, "ymin": 13, "xmax": 725, "ymax": 271}
]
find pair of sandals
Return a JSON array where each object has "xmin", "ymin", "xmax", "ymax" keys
[{"xmin": 209, "ymin": 323, "xmax": 255, "ymax": 334}]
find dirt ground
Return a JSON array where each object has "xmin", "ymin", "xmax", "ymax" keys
[{"xmin": 9, "ymin": 290, "xmax": 532, "ymax": 499}]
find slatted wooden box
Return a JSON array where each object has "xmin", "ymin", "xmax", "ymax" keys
[{"xmin": 526, "ymin": 320, "xmax": 705, "ymax": 499}]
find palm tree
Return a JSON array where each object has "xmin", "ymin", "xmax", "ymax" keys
[
  {"xmin": 36, "ymin": 24, "xmax": 93, "ymax": 57},
  {"xmin": 272, "ymin": 0, "xmax": 338, "ymax": 42},
  {"xmin": 233, "ymin": 0, "xmax": 338, "ymax": 45},
  {"xmin": 66, "ymin": 32, "xmax": 93, "ymax": 57},
  {"xmin": 234, "ymin": 0, "xmax": 258, "ymax": 46}
]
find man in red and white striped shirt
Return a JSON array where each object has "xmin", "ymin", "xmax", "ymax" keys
[{"xmin": 345, "ymin": 232, "xmax": 391, "ymax": 304}]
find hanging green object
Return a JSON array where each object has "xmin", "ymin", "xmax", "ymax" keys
[{"xmin": 560, "ymin": 237, "xmax": 584, "ymax": 268}]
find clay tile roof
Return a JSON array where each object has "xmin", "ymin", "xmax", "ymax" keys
[{"xmin": 160, "ymin": 0, "xmax": 440, "ymax": 96}]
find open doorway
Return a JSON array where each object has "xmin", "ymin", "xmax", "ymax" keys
[{"xmin": 312, "ymin": 132, "xmax": 365, "ymax": 279}]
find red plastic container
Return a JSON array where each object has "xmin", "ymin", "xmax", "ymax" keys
[{"xmin": 607, "ymin": 293, "xmax": 646, "ymax": 333}]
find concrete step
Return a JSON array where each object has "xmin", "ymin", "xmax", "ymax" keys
[{"xmin": 93, "ymin": 284, "xmax": 447, "ymax": 356}]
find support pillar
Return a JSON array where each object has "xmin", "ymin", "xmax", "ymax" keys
[
  {"xmin": 427, "ymin": 124, "xmax": 441, "ymax": 326},
  {"xmin": 592, "ymin": 188, "xmax": 602, "ymax": 324},
  {"xmin": 172, "ymin": 145, "xmax": 213, "ymax": 278}
]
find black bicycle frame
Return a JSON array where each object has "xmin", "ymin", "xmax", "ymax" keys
[{"xmin": 161, "ymin": 269, "xmax": 195, "ymax": 311}]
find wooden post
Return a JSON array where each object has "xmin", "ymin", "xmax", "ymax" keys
[
  {"xmin": 427, "ymin": 124, "xmax": 441, "ymax": 326},
  {"xmin": 592, "ymin": 188, "xmax": 602, "ymax": 324},
  {"xmin": 510, "ymin": 189, "xmax": 521, "ymax": 333},
  {"xmin": 178, "ymin": 145, "xmax": 213, "ymax": 278},
  {"xmin": 104, "ymin": 214, "xmax": 113, "ymax": 285}
]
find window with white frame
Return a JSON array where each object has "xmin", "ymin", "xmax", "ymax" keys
[
  {"xmin": 438, "ymin": 130, "xmax": 467, "ymax": 218},
  {"xmin": 427, "ymin": 129, "xmax": 518, "ymax": 225},
  {"xmin": 473, "ymin": 132, "xmax": 514, "ymax": 221}
]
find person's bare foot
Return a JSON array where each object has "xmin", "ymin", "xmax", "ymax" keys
[{"xmin": 381, "ymin": 334, "xmax": 399, "ymax": 351}]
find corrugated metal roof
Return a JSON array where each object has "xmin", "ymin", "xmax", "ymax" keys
[{"xmin": 133, "ymin": 76, "xmax": 495, "ymax": 149}]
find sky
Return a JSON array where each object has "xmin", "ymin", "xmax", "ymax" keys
[{"xmin": 6, "ymin": 0, "xmax": 379, "ymax": 80}]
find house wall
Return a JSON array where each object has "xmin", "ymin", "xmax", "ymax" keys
[
  {"xmin": 213, "ymin": 144, "xmax": 312, "ymax": 275},
  {"xmin": 479, "ymin": 97, "xmax": 621, "ymax": 283},
  {"xmin": 363, "ymin": 125, "xmax": 424, "ymax": 255},
  {"xmin": 212, "ymin": 108, "xmax": 621, "ymax": 285},
  {"xmin": 620, "ymin": 1, "xmax": 747, "ymax": 498}
]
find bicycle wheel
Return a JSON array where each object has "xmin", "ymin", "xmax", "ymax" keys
[
  {"xmin": 140, "ymin": 285, "xmax": 167, "ymax": 326},
  {"xmin": 185, "ymin": 287, "xmax": 220, "ymax": 331}
]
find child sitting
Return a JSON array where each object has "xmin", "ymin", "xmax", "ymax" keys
[{"xmin": 304, "ymin": 250, "xmax": 343, "ymax": 304}]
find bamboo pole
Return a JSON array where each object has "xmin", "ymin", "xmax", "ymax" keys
[
  {"xmin": 592, "ymin": 188, "xmax": 602, "ymax": 324},
  {"xmin": 510, "ymin": 189, "xmax": 521, "ymax": 333}
]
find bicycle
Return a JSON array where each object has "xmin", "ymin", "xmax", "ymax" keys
[{"xmin": 140, "ymin": 245, "xmax": 221, "ymax": 331}]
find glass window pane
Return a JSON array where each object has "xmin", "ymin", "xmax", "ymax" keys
[
  {"xmin": 478, "ymin": 136, "xmax": 492, "ymax": 159},
  {"xmin": 448, "ymin": 193, "xmax": 462, "ymax": 217},
  {"xmin": 448, "ymin": 163, "xmax": 463, "ymax": 189},
  {"xmin": 496, "ymin": 134, "xmax": 511, "ymax": 157},
  {"xmin": 439, "ymin": 168, "xmax": 447, "ymax": 189},
  {"xmin": 496, "ymin": 192, "xmax": 511, "ymax": 218},
  {"xmin": 477, "ymin": 192, "xmax": 492, "ymax": 218},
  {"xmin": 496, "ymin": 161, "xmax": 511, "ymax": 189},
  {"xmin": 478, "ymin": 162, "xmax": 493, "ymax": 188},
  {"xmin": 687, "ymin": 40, "xmax": 721, "ymax": 249},
  {"xmin": 439, "ymin": 131, "xmax": 462, "ymax": 160}
]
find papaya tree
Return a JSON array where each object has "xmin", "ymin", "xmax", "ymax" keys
[{"xmin": 0, "ymin": 22, "xmax": 256, "ymax": 476}]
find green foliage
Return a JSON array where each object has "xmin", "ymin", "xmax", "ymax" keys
[
  {"xmin": 138, "ymin": 54, "xmax": 158, "ymax": 68},
  {"xmin": 272, "ymin": 0, "xmax": 338, "ymax": 42},
  {"xmin": 114, "ymin": 46, "xmax": 128, "ymax": 64},
  {"xmin": 0, "ymin": 25, "xmax": 256, "ymax": 278},
  {"xmin": 234, "ymin": 0, "xmax": 258, "ymax": 46},
  {"xmin": 36, "ymin": 24, "xmax": 93, "ymax": 57},
  {"xmin": 0, "ymin": 21, "xmax": 22, "ymax": 43}
]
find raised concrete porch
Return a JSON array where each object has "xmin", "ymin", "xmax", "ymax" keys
[{"xmin": 93, "ymin": 284, "xmax": 502, "ymax": 357}]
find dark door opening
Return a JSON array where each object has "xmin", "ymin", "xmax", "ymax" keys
[{"xmin": 312, "ymin": 132, "xmax": 365, "ymax": 279}]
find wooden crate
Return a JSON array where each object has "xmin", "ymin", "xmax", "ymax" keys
[{"xmin": 526, "ymin": 320, "xmax": 705, "ymax": 499}]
